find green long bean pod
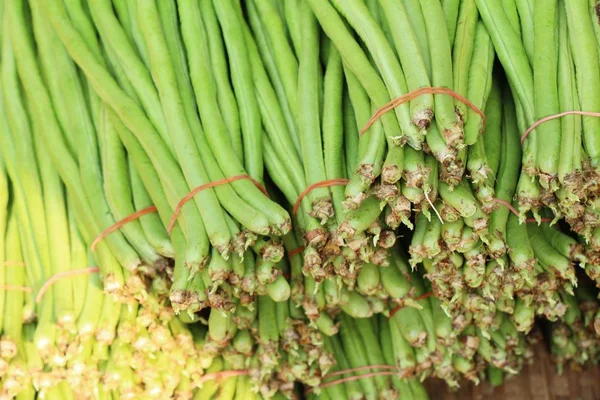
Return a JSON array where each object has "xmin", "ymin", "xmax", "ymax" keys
[
  {"xmin": 246, "ymin": 1, "xmax": 300, "ymax": 154},
  {"xmin": 180, "ymin": 0, "xmax": 291, "ymax": 234},
  {"xmin": 2, "ymin": 17, "xmax": 50, "ymax": 294},
  {"xmin": 338, "ymin": 196, "xmax": 383, "ymax": 240},
  {"xmin": 475, "ymin": 0, "xmax": 535, "ymax": 131},
  {"xmin": 47, "ymin": 0, "xmax": 210, "ymax": 269},
  {"xmin": 0, "ymin": 161, "xmax": 6, "ymax": 336},
  {"xmin": 165, "ymin": 1, "xmax": 275, "ymax": 243},
  {"xmin": 533, "ymin": 0, "xmax": 561, "ymax": 191},
  {"xmin": 138, "ymin": 0, "xmax": 234, "ymax": 255},
  {"xmin": 452, "ymin": 0, "xmax": 479, "ymax": 124},
  {"xmin": 66, "ymin": 203, "xmax": 88, "ymax": 323},
  {"xmin": 506, "ymin": 212, "xmax": 535, "ymax": 272},
  {"xmin": 33, "ymin": 1, "xmax": 147, "ymax": 273},
  {"xmin": 484, "ymin": 79, "xmax": 503, "ymax": 178},
  {"xmin": 501, "ymin": 0, "xmax": 522, "ymax": 35},
  {"xmin": 343, "ymin": 68, "xmax": 387, "ymax": 207},
  {"xmin": 322, "ymin": 45, "xmax": 346, "ymax": 219},
  {"xmin": 439, "ymin": 181, "xmax": 478, "ymax": 218},
  {"xmin": 109, "ymin": 118, "xmax": 206, "ymax": 280},
  {"xmin": 129, "ymin": 161, "xmax": 174, "ymax": 258},
  {"xmin": 556, "ymin": 4, "xmax": 581, "ymax": 192},
  {"xmin": 325, "ymin": 335, "xmax": 364, "ymax": 399},
  {"xmin": 380, "ymin": 0, "xmax": 434, "ymax": 131},
  {"xmin": 332, "ymin": 0, "xmax": 421, "ymax": 137},
  {"xmin": 87, "ymin": 0, "xmax": 171, "ymax": 148},
  {"xmin": 489, "ymin": 86, "xmax": 521, "ymax": 258},
  {"xmin": 566, "ymin": 0, "xmax": 600, "ymax": 166},
  {"xmin": 344, "ymin": 93, "xmax": 360, "ymax": 178},
  {"xmin": 402, "ymin": 0, "xmax": 431, "ymax": 77},
  {"xmin": 389, "ymin": 312, "xmax": 418, "ymax": 374},
  {"xmin": 420, "ymin": 0, "xmax": 462, "ymax": 147},
  {"xmin": 541, "ymin": 223, "xmax": 585, "ymax": 263},
  {"xmin": 45, "ymin": 0, "xmax": 208, "ymax": 280},
  {"xmin": 243, "ymin": 23, "xmax": 304, "ymax": 194},
  {"xmin": 251, "ymin": 0, "xmax": 298, "ymax": 121},
  {"xmin": 391, "ymin": 303, "xmax": 428, "ymax": 348},
  {"xmin": 379, "ymin": 316, "xmax": 414, "ymax": 399},
  {"xmin": 355, "ymin": 317, "xmax": 395, "ymax": 397},
  {"xmin": 527, "ymin": 224, "xmax": 576, "ymax": 285},
  {"xmin": 213, "ymin": 0, "xmax": 263, "ymax": 180},
  {"xmin": 338, "ymin": 314, "xmax": 379, "ymax": 399},
  {"xmin": 464, "ymin": 22, "xmax": 495, "ymax": 146},
  {"xmin": 515, "ymin": 0, "xmax": 535, "ymax": 62},
  {"xmin": 35, "ymin": 128, "xmax": 75, "ymax": 330},
  {"xmin": 307, "ymin": 0, "xmax": 403, "ymax": 146},
  {"xmin": 200, "ymin": 0, "xmax": 242, "ymax": 161},
  {"xmin": 296, "ymin": 2, "xmax": 333, "ymax": 223},
  {"xmin": 98, "ymin": 104, "xmax": 162, "ymax": 266},
  {"xmin": 2, "ymin": 211, "xmax": 25, "ymax": 347}
]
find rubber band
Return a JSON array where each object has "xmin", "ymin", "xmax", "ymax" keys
[
  {"xmin": 493, "ymin": 198, "xmax": 520, "ymax": 218},
  {"xmin": 521, "ymin": 111, "xmax": 600, "ymax": 145},
  {"xmin": 36, "ymin": 267, "xmax": 100, "ymax": 304},
  {"xmin": 1, "ymin": 261, "xmax": 25, "ymax": 267},
  {"xmin": 167, "ymin": 175, "xmax": 268, "ymax": 234},
  {"xmin": 288, "ymin": 247, "xmax": 305, "ymax": 259},
  {"xmin": 324, "ymin": 365, "xmax": 399, "ymax": 379},
  {"xmin": 306, "ymin": 371, "xmax": 399, "ymax": 394},
  {"xmin": 526, "ymin": 217, "xmax": 553, "ymax": 224},
  {"xmin": 493, "ymin": 199, "xmax": 555, "ymax": 224},
  {"xmin": 389, "ymin": 291, "xmax": 434, "ymax": 319},
  {"xmin": 91, "ymin": 206, "xmax": 158, "ymax": 251},
  {"xmin": 0, "ymin": 285, "xmax": 32, "ymax": 293},
  {"xmin": 198, "ymin": 370, "xmax": 248, "ymax": 383},
  {"xmin": 292, "ymin": 178, "xmax": 350, "ymax": 216},
  {"xmin": 360, "ymin": 87, "xmax": 486, "ymax": 136}
]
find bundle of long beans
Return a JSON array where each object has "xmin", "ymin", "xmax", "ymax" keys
[
  {"xmin": 3, "ymin": 0, "xmax": 600, "ymax": 399},
  {"xmin": 477, "ymin": 0, "xmax": 600, "ymax": 258},
  {"xmin": 547, "ymin": 281, "xmax": 600, "ymax": 373}
]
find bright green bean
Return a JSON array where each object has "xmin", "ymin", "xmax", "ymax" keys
[{"xmin": 533, "ymin": 0, "xmax": 561, "ymax": 190}]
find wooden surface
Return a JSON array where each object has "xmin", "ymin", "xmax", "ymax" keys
[{"xmin": 425, "ymin": 343, "xmax": 600, "ymax": 400}]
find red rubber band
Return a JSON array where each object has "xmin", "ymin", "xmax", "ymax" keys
[
  {"xmin": 324, "ymin": 365, "xmax": 399, "ymax": 379},
  {"xmin": 389, "ymin": 291, "xmax": 434, "ymax": 319},
  {"xmin": 2, "ymin": 261, "xmax": 25, "ymax": 267},
  {"xmin": 292, "ymin": 179, "xmax": 350, "ymax": 216},
  {"xmin": 526, "ymin": 217, "xmax": 553, "ymax": 224},
  {"xmin": 36, "ymin": 267, "xmax": 100, "ymax": 304},
  {"xmin": 0, "ymin": 285, "xmax": 32, "ymax": 293},
  {"xmin": 287, "ymin": 247, "xmax": 305, "ymax": 259},
  {"xmin": 493, "ymin": 198, "xmax": 520, "ymax": 218},
  {"xmin": 521, "ymin": 111, "xmax": 600, "ymax": 145},
  {"xmin": 360, "ymin": 87, "xmax": 486, "ymax": 136},
  {"xmin": 198, "ymin": 370, "xmax": 249, "ymax": 383},
  {"xmin": 494, "ymin": 199, "xmax": 554, "ymax": 223},
  {"xmin": 168, "ymin": 175, "xmax": 268, "ymax": 234},
  {"xmin": 91, "ymin": 206, "xmax": 158, "ymax": 251},
  {"xmin": 306, "ymin": 371, "xmax": 399, "ymax": 394}
]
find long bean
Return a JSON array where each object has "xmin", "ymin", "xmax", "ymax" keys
[
  {"xmin": 213, "ymin": 0, "xmax": 263, "ymax": 180},
  {"xmin": 380, "ymin": 0, "xmax": 433, "ymax": 133},
  {"xmin": 565, "ymin": 0, "xmax": 600, "ymax": 166},
  {"xmin": 200, "ymin": 0, "xmax": 243, "ymax": 160},
  {"xmin": 452, "ymin": 0, "xmax": 479, "ymax": 124},
  {"xmin": 421, "ymin": 0, "xmax": 462, "ymax": 146},
  {"xmin": 296, "ymin": 2, "xmax": 332, "ymax": 222},
  {"xmin": 179, "ymin": 0, "xmax": 291, "ymax": 234},
  {"xmin": 138, "ymin": 0, "xmax": 234, "ymax": 254},
  {"xmin": 533, "ymin": 0, "xmax": 561, "ymax": 190},
  {"xmin": 306, "ymin": 0, "xmax": 403, "ymax": 143},
  {"xmin": 251, "ymin": 0, "xmax": 299, "ymax": 121}
]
